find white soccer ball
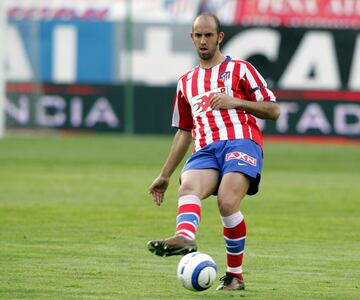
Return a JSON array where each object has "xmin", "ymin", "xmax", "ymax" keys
[{"xmin": 177, "ymin": 252, "xmax": 217, "ymax": 292}]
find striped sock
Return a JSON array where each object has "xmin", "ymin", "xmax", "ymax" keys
[
  {"xmin": 175, "ymin": 195, "xmax": 201, "ymax": 240},
  {"xmin": 221, "ymin": 211, "xmax": 246, "ymax": 280}
]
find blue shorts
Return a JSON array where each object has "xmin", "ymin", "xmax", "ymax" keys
[{"xmin": 182, "ymin": 139, "xmax": 263, "ymax": 195}]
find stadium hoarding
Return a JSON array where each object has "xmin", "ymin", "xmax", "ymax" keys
[
  {"xmin": 5, "ymin": 83, "xmax": 176, "ymax": 134},
  {"xmin": 6, "ymin": 19, "xmax": 116, "ymax": 83},
  {"xmin": 133, "ymin": 88, "xmax": 360, "ymax": 140},
  {"xmin": 5, "ymin": 0, "xmax": 200, "ymax": 23},
  {"xmin": 202, "ymin": 0, "xmax": 360, "ymax": 28},
  {"xmin": 5, "ymin": 83, "xmax": 175, "ymax": 134},
  {"xmin": 222, "ymin": 26, "xmax": 360, "ymax": 92},
  {"xmin": 5, "ymin": 83, "xmax": 125, "ymax": 132},
  {"xmin": 6, "ymin": 0, "xmax": 360, "ymax": 28},
  {"xmin": 262, "ymin": 90, "xmax": 360, "ymax": 140},
  {"xmin": 5, "ymin": 20, "xmax": 359, "ymax": 89},
  {"xmin": 5, "ymin": 83, "xmax": 360, "ymax": 140},
  {"xmin": 4, "ymin": 15, "xmax": 360, "ymax": 140}
]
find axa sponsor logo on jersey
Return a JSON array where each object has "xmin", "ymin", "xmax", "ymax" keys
[
  {"xmin": 191, "ymin": 87, "xmax": 227, "ymax": 116},
  {"xmin": 226, "ymin": 152, "xmax": 257, "ymax": 166}
]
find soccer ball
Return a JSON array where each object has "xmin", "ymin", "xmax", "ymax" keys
[{"xmin": 177, "ymin": 252, "xmax": 217, "ymax": 292}]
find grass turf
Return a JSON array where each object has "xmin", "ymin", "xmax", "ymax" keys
[{"xmin": 0, "ymin": 135, "xmax": 359, "ymax": 299}]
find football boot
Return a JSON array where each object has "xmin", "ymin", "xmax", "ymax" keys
[
  {"xmin": 216, "ymin": 273, "xmax": 245, "ymax": 291},
  {"xmin": 147, "ymin": 235, "xmax": 197, "ymax": 257}
]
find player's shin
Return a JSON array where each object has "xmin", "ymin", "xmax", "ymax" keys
[
  {"xmin": 221, "ymin": 211, "xmax": 246, "ymax": 280},
  {"xmin": 175, "ymin": 195, "xmax": 201, "ymax": 240}
]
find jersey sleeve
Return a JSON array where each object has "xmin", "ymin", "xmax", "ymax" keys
[
  {"xmin": 171, "ymin": 80, "xmax": 193, "ymax": 131},
  {"xmin": 242, "ymin": 62, "xmax": 276, "ymax": 103}
]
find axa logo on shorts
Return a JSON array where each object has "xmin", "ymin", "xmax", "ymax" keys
[
  {"xmin": 190, "ymin": 87, "xmax": 227, "ymax": 116},
  {"xmin": 226, "ymin": 152, "xmax": 257, "ymax": 166}
]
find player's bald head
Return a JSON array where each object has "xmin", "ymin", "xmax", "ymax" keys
[{"xmin": 192, "ymin": 13, "xmax": 221, "ymax": 34}]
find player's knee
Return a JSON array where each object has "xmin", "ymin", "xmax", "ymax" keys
[
  {"xmin": 217, "ymin": 196, "xmax": 239, "ymax": 216},
  {"xmin": 178, "ymin": 183, "xmax": 197, "ymax": 197}
]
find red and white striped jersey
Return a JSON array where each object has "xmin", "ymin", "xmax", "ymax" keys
[{"xmin": 172, "ymin": 56, "xmax": 276, "ymax": 152}]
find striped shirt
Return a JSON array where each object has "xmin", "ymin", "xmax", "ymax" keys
[{"xmin": 172, "ymin": 56, "xmax": 276, "ymax": 152}]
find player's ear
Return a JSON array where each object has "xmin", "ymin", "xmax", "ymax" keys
[
  {"xmin": 218, "ymin": 32, "xmax": 224, "ymax": 44},
  {"xmin": 190, "ymin": 32, "xmax": 194, "ymax": 41}
]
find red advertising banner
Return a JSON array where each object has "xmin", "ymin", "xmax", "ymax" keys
[{"xmin": 231, "ymin": 0, "xmax": 360, "ymax": 28}]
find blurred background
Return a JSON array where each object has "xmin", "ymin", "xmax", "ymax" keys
[
  {"xmin": 0, "ymin": 2, "xmax": 359, "ymax": 298},
  {"xmin": 0, "ymin": 0, "xmax": 359, "ymax": 141}
]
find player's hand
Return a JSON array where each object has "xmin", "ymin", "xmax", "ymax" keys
[
  {"xmin": 210, "ymin": 93, "xmax": 238, "ymax": 110},
  {"xmin": 149, "ymin": 176, "xmax": 170, "ymax": 206}
]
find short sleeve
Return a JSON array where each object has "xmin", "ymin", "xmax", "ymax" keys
[
  {"xmin": 243, "ymin": 62, "xmax": 276, "ymax": 102},
  {"xmin": 171, "ymin": 80, "xmax": 193, "ymax": 131}
]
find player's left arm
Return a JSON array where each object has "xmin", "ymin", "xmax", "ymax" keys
[
  {"xmin": 210, "ymin": 94, "xmax": 280, "ymax": 120},
  {"xmin": 211, "ymin": 61, "xmax": 280, "ymax": 120}
]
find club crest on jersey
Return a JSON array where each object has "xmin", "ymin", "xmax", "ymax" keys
[
  {"xmin": 219, "ymin": 71, "xmax": 230, "ymax": 82},
  {"xmin": 226, "ymin": 152, "xmax": 257, "ymax": 166},
  {"xmin": 190, "ymin": 87, "xmax": 227, "ymax": 116}
]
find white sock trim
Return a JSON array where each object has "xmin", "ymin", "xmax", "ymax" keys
[
  {"xmin": 227, "ymin": 266, "xmax": 243, "ymax": 274},
  {"xmin": 226, "ymin": 250, "xmax": 244, "ymax": 256},
  {"xmin": 178, "ymin": 195, "xmax": 201, "ymax": 207},
  {"xmin": 221, "ymin": 211, "xmax": 244, "ymax": 228},
  {"xmin": 176, "ymin": 230, "xmax": 195, "ymax": 240}
]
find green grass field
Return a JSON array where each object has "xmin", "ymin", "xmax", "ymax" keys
[{"xmin": 0, "ymin": 135, "xmax": 359, "ymax": 299}]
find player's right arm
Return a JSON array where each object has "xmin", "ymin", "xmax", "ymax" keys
[{"xmin": 149, "ymin": 129, "xmax": 192, "ymax": 206}]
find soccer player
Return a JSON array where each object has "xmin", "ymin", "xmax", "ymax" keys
[{"xmin": 147, "ymin": 13, "xmax": 280, "ymax": 291}]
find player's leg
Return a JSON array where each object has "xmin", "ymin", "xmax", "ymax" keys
[
  {"xmin": 216, "ymin": 172, "xmax": 249, "ymax": 291},
  {"xmin": 215, "ymin": 139, "xmax": 263, "ymax": 291},
  {"xmin": 147, "ymin": 169, "xmax": 219, "ymax": 256},
  {"xmin": 175, "ymin": 169, "xmax": 219, "ymax": 240}
]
